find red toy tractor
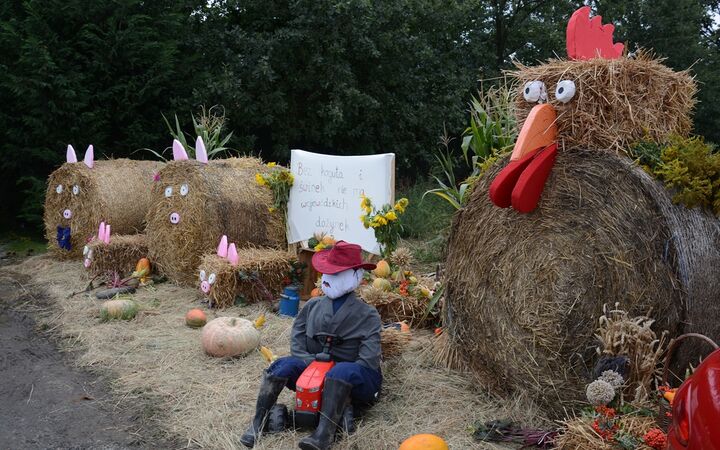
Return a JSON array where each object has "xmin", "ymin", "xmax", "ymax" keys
[
  {"xmin": 267, "ymin": 334, "xmax": 355, "ymax": 433},
  {"xmin": 667, "ymin": 346, "xmax": 720, "ymax": 450}
]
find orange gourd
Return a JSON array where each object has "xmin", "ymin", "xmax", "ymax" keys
[
  {"xmin": 373, "ymin": 260, "xmax": 391, "ymax": 278},
  {"xmin": 201, "ymin": 317, "xmax": 260, "ymax": 357},
  {"xmin": 399, "ymin": 434, "xmax": 449, "ymax": 450},
  {"xmin": 311, "ymin": 287, "xmax": 323, "ymax": 297},
  {"xmin": 185, "ymin": 309, "xmax": 207, "ymax": 328},
  {"xmin": 135, "ymin": 257, "xmax": 151, "ymax": 275}
]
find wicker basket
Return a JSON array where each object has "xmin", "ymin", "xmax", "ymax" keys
[{"xmin": 658, "ymin": 333, "xmax": 719, "ymax": 429}]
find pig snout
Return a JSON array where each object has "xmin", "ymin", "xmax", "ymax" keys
[
  {"xmin": 200, "ymin": 281, "xmax": 211, "ymax": 294},
  {"xmin": 169, "ymin": 212, "xmax": 180, "ymax": 224},
  {"xmin": 83, "ymin": 258, "xmax": 91, "ymax": 268},
  {"xmin": 63, "ymin": 209, "xmax": 72, "ymax": 219}
]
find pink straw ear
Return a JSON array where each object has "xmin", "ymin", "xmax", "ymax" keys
[
  {"xmin": 216, "ymin": 235, "xmax": 228, "ymax": 257},
  {"xmin": 195, "ymin": 136, "xmax": 208, "ymax": 164},
  {"xmin": 227, "ymin": 243, "xmax": 238, "ymax": 266},
  {"xmin": 172, "ymin": 139, "xmax": 189, "ymax": 161},
  {"xmin": 66, "ymin": 145, "xmax": 78, "ymax": 163},
  {"xmin": 83, "ymin": 145, "xmax": 94, "ymax": 168},
  {"xmin": 104, "ymin": 224, "xmax": 111, "ymax": 244},
  {"xmin": 98, "ymin": 221, "xmax": 106, "ymax": 242}
]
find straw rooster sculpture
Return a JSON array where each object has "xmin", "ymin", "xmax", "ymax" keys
[{"xmin": 488, "ymin": 6, "xmax": 690, "ymax": 213}]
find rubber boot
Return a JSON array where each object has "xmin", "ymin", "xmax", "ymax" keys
[
  {"xmin": 298, "ymin": 378, "xmax": 353, "ymax": 450},
  {"xmin": 240, "ymin": 372, "xmax": 288, "ymax": 448}
]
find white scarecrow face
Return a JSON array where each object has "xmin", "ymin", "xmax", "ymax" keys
[{"xmin": 321, "ymin": 269, "xmax": 364, "ymax": 299}]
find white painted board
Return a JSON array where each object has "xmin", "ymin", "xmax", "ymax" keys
[{"xmin": 286, "ymin": 150, "xmax": 395, "ymax": 254}]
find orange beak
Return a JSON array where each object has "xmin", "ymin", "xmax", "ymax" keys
[{"xmin": 511, "ymin": 103, "xmax": 558, "ymax": 161}]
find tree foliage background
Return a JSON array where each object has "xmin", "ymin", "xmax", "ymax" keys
[{"xmin": 1, "ymin": 0, "xmax": 718, "ymax": 230}]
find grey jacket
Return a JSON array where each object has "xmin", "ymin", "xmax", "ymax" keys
[{"xmin": 290, "ymin": 292, "xmax": 382, "ymax": 371}]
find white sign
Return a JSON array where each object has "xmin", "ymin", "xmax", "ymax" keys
[{"xmin": 287, "ymin": 150, "xmax": 395, "ymax": 254}]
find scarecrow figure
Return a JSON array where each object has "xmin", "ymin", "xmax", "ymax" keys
[{"xmin": 241, "ymin": 241, "xmax": 382, "ymax": 449}]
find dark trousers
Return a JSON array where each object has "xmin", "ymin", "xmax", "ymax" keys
[{"xmin": 267, "ymin": 356, "xmax": 382, "ymax": 404}]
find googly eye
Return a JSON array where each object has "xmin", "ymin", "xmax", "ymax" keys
[
  {"xmin": 199, "ymin": 270, "xmax": 206, "ymax": 282},
  {"xmin": 87, "ymin": 249, "xmax": 93, "ymax": 259},
  {"xmin": 523, "ymin": 80, "xmax": 547, "ymax": 103},
  {"xmin": 555, "ymin": 79, "xmax": 576, "ymax": 103},
  {"xmin": 180, "ymin": 183, "xmax": 189, "ymax": 196},
  {"xmin": 83, "ymin": 245, "xmax": 89, "ymax": 256},
  {"xmin": 72, "ymin": 185, "xmax": 80, "ymax": 195},
  {"xmin": 56, "ymin": 184, "xmax": 63, "ymax": 194},
  {"xmin": 208, "ymin": 273, "xmax": 216, "ymax": 285},
  {"xmin": 164, "ymin": 186, "xmax": 173, "ymax": 198}
]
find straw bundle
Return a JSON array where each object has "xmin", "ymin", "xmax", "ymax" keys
[
  {"xmin": 198, "ymin": 247, "xmax": 295, "ymax": 308},
  {"xmin": 44, "ymin": 159, "xmax": 162, "ymax": 259},
  {"xmin": 380, "ymin": 328, "xmax": 412, "ymax": 359},
  {"xmin": 145, "ymin": 158, "xmax": 285, "ymax": 284},
  {"xmin": 359, "ymin": 285, "xmax": 428, "ymax": 327},
  {"xmin": 84, "ymin": 234, "xmax": 148, "ymax": 278},
  {"xmin": 511, "ymin": 52, "xmax": 696, "ymax": 152},
  {"xmin": 442, "ymin": 149, "xmax": 720, "ymax": 416}
]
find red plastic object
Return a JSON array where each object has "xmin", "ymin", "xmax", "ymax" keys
[
  {"xmin": 566, "ymin": 6, "xmax": 624, "ymax": 60},
  {"xmin": 295, "ymin": 361, "xmax": 335, "ymax": 413},
  {"xmin": 489, "ymin": 147, "xmax": 542, "ymax": 208},
  {"xmin": 668, "ymin": 349, "xmax": 720, "ymax": 450},
  {"xmin": 511, "ymin": 143, "xmax": 558, "ymax": 213}
]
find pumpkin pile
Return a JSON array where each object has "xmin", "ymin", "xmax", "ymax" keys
[{"xmin": 358, "ymin": 247, "xmax": 436, "ymax": 327}]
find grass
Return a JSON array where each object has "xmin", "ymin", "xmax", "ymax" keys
[{"xmin": 0, "ymin": 231, "xmax": 47, "ymax": 256}]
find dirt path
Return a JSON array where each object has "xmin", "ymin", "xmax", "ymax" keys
[{"xmin": 0, "ymin": 270, "xmax": 141, "ymax": 449}]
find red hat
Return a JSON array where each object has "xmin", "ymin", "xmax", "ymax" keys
[{"xmin": 311, "ymin": 241, "xmax": 376, "ymax": 274}]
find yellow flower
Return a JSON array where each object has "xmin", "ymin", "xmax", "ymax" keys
[
  {"xmin": 268, "ymin": 206, "xmax": 276, "ymax": 213},
  {"xmin": 255, "ymin": 173, "xmax": 266, "ymax": 186},
  {"xmin": 314, "ymin": 243, "xmax": 326, "ymax": 251},
  {"xmin": 371, "ymin": 216, "xmax": 387, "ymax": 227},
  {"xmin": 394, "ymin": 198, "xmax": 409, "ymax": 213},
  {"xmin": 267, "ymin": 162, "xmax": 277, "ymax": 167},
  {"xmin": 385, "ymin": 211, "xmax": 397, "ymax": 221}
]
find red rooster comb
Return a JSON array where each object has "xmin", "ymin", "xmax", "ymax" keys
[{"xmin": 566, "ymin": 6, "xmax": 624, "ymax": 60}]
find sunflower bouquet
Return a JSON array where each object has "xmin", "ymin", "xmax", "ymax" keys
[
  {"xmin": 255, "ymin": 162, "xmax": 294, "ymax": 215},
  {"xmin": 360, "ymin": 194, "xmax": 408, "ymax": 257}
]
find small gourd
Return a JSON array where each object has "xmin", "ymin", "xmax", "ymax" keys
[
  {"xmin": 100, "ymin": 299, "xmax": 138, "ymax": 321},
  {"xmin": 373, "ymin": 260, "xmax": 391, "ymax": 278},
  {"xmin": 399, "ymin": 434, "xmax": 449, "ymax": 450},
  {"xmin": 185, "ymin": 309, "xmax": 207, "ymax": 328}
]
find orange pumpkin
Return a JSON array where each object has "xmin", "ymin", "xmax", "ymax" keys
[
  {"xmin": 311, "ymin": 287, "xmax": 323, "ymax": 297},
  {"xmin": 201, "ymin": 317, "xmax": 260, "ymax": 357},
  {"xmin": 135, "ymin": 257, "xmax": 151, "ymax": 275},
  {"xmin": 399, "ymin": 434, "xmax": 448, "ymax": 450},
  {"xmin": 185, "ymin": 309, "xmax": 207, "ymax": 328}
]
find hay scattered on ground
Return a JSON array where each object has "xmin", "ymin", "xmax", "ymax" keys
[
  {"xmin": 85, "ymin": 234, "xmax": 148, "ymax": 278},
  {"xmin": 511, "ymin": 51, "xmax": 696, "ymax": 153},
  {"xmin": 44, "ymin": 159, "xmax": 162, "ymax": 259},
  {"xmin": 380, "ymin": 328, "xmax": 411, "ymax": 359},
  {"xmin": 554, "ymin": 414, "xmax": 657, "ymax": 450},
  {"xmin": 6, "ymin": 255, "xmax": 550, "ymax": 449},
  {"xmin": 442, "ymin": 149, "xmax": 720, "ymax": 416},
  {"xmin": 198, "ymin": 247, "xmax": 295, "ymax": 308},
  {"xmin": 145, "ymin": 158, "xmax": 286, "ymax": 284}
]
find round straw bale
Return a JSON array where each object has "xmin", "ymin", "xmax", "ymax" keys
[
  {"xmin": 511, "ymin": 52, "xmax": 696, "ymax": 152},
  {"xmin": 44, "ymin": 159, "xmax": 162, "ymax": 259},
  {"xmin": 442, "ymin": 149, "xmax": 720, "ymax": 416},
  {"xmin": 146, "ymin": 158, "xmax": 285, "ymax": 284}
]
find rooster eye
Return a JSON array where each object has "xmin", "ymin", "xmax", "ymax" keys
[
  {"xmin": 164, "ymin": 186, "xmax": 173, "ymax": 198},
  {"xmin": 555, "ymin": 79, "xmax": 576, "ymax": 103},
  {"xmin": 523, "ymin": 80, "xmax": 547, "ymax": 103},
  {"xmin": 199, "ymin": 270, "xmax": 206, "ymax": 282},
  {"xmin": 208, "ymin": 273, "xmax": 216, "ymax": 285},
  {"xmin": 180, "ymin": 184, "xmax": 189, "ymax": 196}
]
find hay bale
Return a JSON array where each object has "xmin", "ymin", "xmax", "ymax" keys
[
  {"xmin": 83, "ymin": 234, "xmax": 148, "ymax": 277},
  {"xmin": 443, "ymin": 149, "xmax": 720, "ymax": 416},
  {"xmin": 145, "ymin": 158, "xmax": 285, "ymax": 284},
  {"xmin": 359, "ymin": 285, "xmax": 429, "ymax": 327},
  {"xmin": 198, "ymin": 247, "xmax": 295, "ymax": 308},
  {"xmin": 381, "ymin": 327, "xmax": 411, "ymax": 359},
  {"xmin": 511, "ymin": 52, "xmax": 696, "ymax": 153},
  {"xmin": 44, "ymin": 159, "xmax": 162, "ymax": 259}
]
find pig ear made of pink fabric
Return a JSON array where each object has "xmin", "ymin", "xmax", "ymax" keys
[{"xmin": 320, "ymin": 269, "xmax": 364, "ymax": 299}]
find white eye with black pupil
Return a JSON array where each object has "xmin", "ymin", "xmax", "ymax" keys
[
  {"xmin": 83, "ymin": 245, "xmax": 89, "ymax": 256},
  {"xmin": 523, "ymin": 80, "xmax": 547, "ymax": 103},
  {"xmin": 555, "ymin": 79, "xmax": 576, "ymax": 103},
  {"xmin": 180, "ymin": 184, "xmax": 189, "ymax": 196},
  {"xmin": 72, "ymin": 185, "xmax": 80, "ymax": 195},
  {"xmin": 164, "ymin": 186, "xmax": 173, "ymax": 198},
  {"xmin": 208, "ymin": 273, "xmax": 216, "ymax": 285},
  {"xmin": 199, "ymin": 270, "xmax": 206, "ymax": 281},
  {"xmin": 56, "ymin": 185, "xmax": 63, "ymax": 194}
]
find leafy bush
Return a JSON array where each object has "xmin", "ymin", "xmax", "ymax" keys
[{"xmin": 655, "ymin": 136, "xmax": 720, "ymax": 215}]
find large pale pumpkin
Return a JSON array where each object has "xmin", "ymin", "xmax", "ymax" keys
[
  {"xmin": 201, "ymin": 317, "xmax": 260, "ymax": 357},
  {"xmin": 99, "ymin": 299, "xmax": 138, "ymax": 321}
]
